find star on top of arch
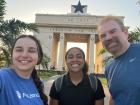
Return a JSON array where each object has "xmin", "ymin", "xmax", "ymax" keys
[{"xmin": 72, "ymin": 1, "xmax": 86, "ymax": 13}]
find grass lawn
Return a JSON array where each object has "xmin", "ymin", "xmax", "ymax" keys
[
  {"xmin": 99, "ymin": 77, "xmax": 107, "ymax": 86},
  {"xmin": 38, "ymin": 70, "xmax": 107, "ymax": 86},
  {"xmin": 38, "ymin": 70, "xmax": 65, "ymax": 81}
]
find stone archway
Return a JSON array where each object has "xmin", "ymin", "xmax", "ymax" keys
[
  {"xmin": 35, "ymin": 28, "xmax": 96, "ymax": 73},
  {"xmin": 34, "ymin": 1, "xmax": 124, "ymax": 74}
]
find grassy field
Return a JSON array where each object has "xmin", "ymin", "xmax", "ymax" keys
[
  {"xmin": 38, "ymin": 71, "xmax": 107, "ymax": 86},
  {"xmin": 38, "ymin": 70, "xmax": 64, "ymax": 81},
  {"xmin": 99, "ymin": 77, "xmax": 107, "ymax": 86}
]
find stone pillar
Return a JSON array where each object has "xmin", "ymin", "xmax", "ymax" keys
[
  {"xmin": 88, "ymin": 34, "xmax": 95, "ymax": 73},
  {"xmin": 57, "ymin": 33, "xmax": 65, "ymax": 70},
  {"xmin": 47, "ymin": 32, "xmax": 53, "ymax": 68}
]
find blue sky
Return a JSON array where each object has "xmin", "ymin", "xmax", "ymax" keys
[{"xmin": 5, "ymin": 0, "xmax": 140, "ymax": 31}]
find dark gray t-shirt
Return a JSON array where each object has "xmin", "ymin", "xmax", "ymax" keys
[
  {"xmin": 50, "ymin": 74, "xmax": 105, "ymax": 105},
  {"xmin": 105, "ymin": 43, "xmax": 140, "ymax": 105}
]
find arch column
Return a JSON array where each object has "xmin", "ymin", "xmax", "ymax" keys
[
  {"xmin": 48, "ymin": 32, "xmax": 53, "ymax": 57},
  {"xmin": 88, "ymin": 34, "xmax": 95, "ymax": 73},
  {"xmin": 57, "ymin": 33, "xmax": 65, "ymax": 70},
  {"xmin": 47, "ymin": 32, "xmax": 54, "ymax": 68}
]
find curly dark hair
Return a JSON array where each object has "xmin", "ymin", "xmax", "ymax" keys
[{"xmin": 65, "ymin": 47, "xmax": 88, "ymax": 74}]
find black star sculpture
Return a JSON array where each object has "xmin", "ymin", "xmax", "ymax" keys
[{"xmin": 72, "ymin": 1, "xmax": 86, "ymax": 13}]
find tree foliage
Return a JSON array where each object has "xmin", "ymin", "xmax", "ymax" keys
[
  {"xmin": 0, "ymin": 0, "xmax": 50, "ymax": 69},
  {"xmin": 0, "ymin": 0, "xmax": 6, "ymax": 17},
  {"xmin": 0, "ymin": 20, "xmax": 39, "ymax": 66},
  {"xmin": 128, "ymin": 27, "xmax": 140, "ymax": 43},
  {"xmin": 0, "ymin": 0, "xmax": 39, "ymax": 66},
  {"xmin": 41, "ymin": 54, "xmax": 50, "ymax": 70}
]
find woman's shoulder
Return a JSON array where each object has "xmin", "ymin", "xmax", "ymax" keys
[{"xmin": 0, "ymin": 68, "xmax": 13, "ymax": 77}]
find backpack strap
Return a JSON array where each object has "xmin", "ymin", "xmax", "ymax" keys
[
  {"xmin": 88, "ymin": 73, "xmax": 98, "ymax": 92},
  {"xmin": 55, "ymin": 73, "xmax": 98, "ymax": 93},
  {"xmin": 54, "ymin": 74, "xmax": 65, "ymax": 93}
]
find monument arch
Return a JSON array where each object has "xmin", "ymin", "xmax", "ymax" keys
[{"xmin": 35, "ymin": 1, "xmax": 124, "ymax": 73}]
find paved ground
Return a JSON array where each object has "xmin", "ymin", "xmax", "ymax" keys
[{"xmin": 44, "ymin": 75, "xmax": 109, "ymax": 105}]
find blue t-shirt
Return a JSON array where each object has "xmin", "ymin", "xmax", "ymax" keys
[
  {"xmin": 105, "ymin": 43, "xmax": 140, "ymax": 105},
  {"xmin": 0, "ymin": 68, "xmax": 43, "ymax": 105}
]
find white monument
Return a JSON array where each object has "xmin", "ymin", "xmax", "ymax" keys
[{"xmin": 35, "ymin": 1, "xmax": 124, "ymax": 73}]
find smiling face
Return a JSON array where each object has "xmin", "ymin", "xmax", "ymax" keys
[
  {"xmin": 98, "ymin": 20, "xmax": 129, "ymax": 57},
  {"xmin": 65, "ymin": 48, "xmax": 85, "ymax": 73},
  {"xmin": 12, "ymin": 37, "xmax": 39, "ymax": 72}
]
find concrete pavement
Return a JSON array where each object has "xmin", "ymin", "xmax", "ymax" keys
[{"xmin": 44, "ymin": 75, "xmax": 109, "ymax": 105}]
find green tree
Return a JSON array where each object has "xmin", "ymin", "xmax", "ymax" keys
[
  {"xmin": 128, "ymin": 27, "xmax": 140, "ymax": 43},
  {"xmin": 41, "ymin": 54, "xmax": 50, "ymax": 70},
  {"xmin": 0, "ymin": 0, "xmax": 38, "ymax": 66},
  {"xmin": 0, "ymin": 0, "xmax": 6, "ymax": 17},
  {"xmin": 0, "ymin": 0, "xmax": 50, "ymax": 68}
]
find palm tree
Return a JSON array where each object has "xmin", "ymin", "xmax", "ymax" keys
[
  {"xmin": 0, "ymin": 0, "xmax": 38, "ymax": 66},
  {"xmin": 0, "ymin": 19, "xmax": 38, "ymax": 49},
  {"xmin": 0, "ymin": 0, "xmax": 51, "ymax": 68},
  {"xmin": 0, "ymin": 0, "xmax": 6, "ymax": 17}
]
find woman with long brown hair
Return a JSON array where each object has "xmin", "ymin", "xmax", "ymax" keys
[{"xmin": 0, "ymin": 35, "xmax": 48, "ymax": 105}]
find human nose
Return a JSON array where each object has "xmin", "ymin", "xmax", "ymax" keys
[
  {"xmin": 69, "ymin": 56, "xmax": 77, "ymax": 61},
  {"xmin": 21, "ymin": 51, "xmax": 28, "ymax": 57}
]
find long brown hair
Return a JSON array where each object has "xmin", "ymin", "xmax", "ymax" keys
[{"xmin": 11, "ymin": 35, "xmax": 48, "ymax": 105}]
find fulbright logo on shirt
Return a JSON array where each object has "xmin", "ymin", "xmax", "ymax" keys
[{"xmin": 16, "ymin": 91, "xmax": 40, "ymax": 99}]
